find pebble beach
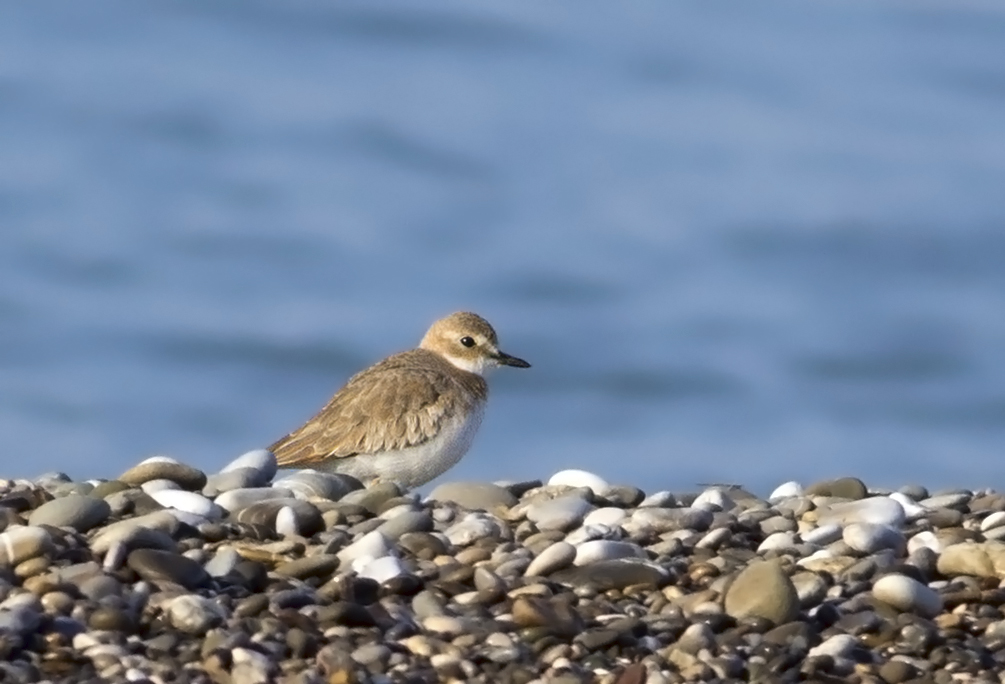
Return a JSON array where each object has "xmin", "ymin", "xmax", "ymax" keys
[{"xmin": 3, "ymin": 452, "xmax": 1005, "ymax": 684}]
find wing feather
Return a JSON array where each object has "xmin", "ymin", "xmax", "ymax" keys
[{"xmin": 269, "ymin": 349, "xmax": 486, "ymax": 468}]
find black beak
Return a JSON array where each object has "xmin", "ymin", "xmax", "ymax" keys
[{"xmin": 496, "ymin": 351, "xmax": 531, "ymax": 368}]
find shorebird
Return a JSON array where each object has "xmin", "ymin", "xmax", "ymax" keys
[{"xmin": 269, "ymin": 312, "xmax": 530, "ymax": 489}]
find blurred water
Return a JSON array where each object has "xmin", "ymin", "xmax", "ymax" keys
[{"xmin": 1, "ymin": 0, "xmax": 1004, "ymax": 494}]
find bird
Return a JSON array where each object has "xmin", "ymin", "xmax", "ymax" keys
[{"xmin": 268, "ymin": 312, "xmax": 530, "ymax": 489}]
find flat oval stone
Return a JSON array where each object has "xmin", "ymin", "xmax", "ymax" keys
[
  {"xmin": 526, "ymin": 496, "xmax": 594, "ymax": 532},
  {"xmin": 221, "ymin": 449, "xmax": 278, "ymax": 482},
  {"xmin": 551, "ymin": 559, "xmax": 668, "ymax": 590},
  {"xmin": 444, "ymin": 514, "xmax": 502, "ymax": 546},
  {"xmin": 802, "ymin": 524, "xmax": 843, "ymax": 546},
  {"xmin": 28, "ymin": 495, "xmax": 111, "ymax": 532},
  {"xmin": 525, "ymin": 541, "xmax": 576, "ymax": 577},
  {"xmin": 872, "ymin": 573, "xmax": 942, "ymax": 618},
  {"xmin": 90, "ymin": 511, "xmax": 180, "ymax": 555},
  {"xmin": 89, "ymin": 481, "xmax": 132, "ymax": 499},
  {"xmin": 275, "ymin": 554, "xmax": 341, "ymax": 580},
  {"xmin": 339, "ymin": 483, "xmax": 403, "ymax": 514},
  {"xmin": 638, "ymin": 491, "xmax": 677, "ymax": 508},
  {"xmin": 377, "ymin": 511, "xmax": 434, "ymax": 541},
  {"xmin": 235, "ymin": 499, "xmax": 324, "ymax": 537},
  {"xmin": 147, "ymin": 490, "xmax": 222, "ymax": 520},
  {"xmin": 547, "ymin": 470, "xmax": 609, "ymax": 496},
  {"xmin": 0, "ymin": 526, "xmax": 53, "ymax": 565},
  {"xmin": 204, "ymin": 469, "xmax": 270, "ymax": 496},
  {"xmin": 757, "ymin": 532, "xmax": 798, "ymax": 553},
  {"xmin": 843, "ymin": 523, "xmax": 905, "ymax": 554},
  {"xmin": 119, "ymin": 458, "xmax": 207, "ymax": 491},
  {"xmin": 815, "ymin": 497, "xmax": 905, "ymax": 528},
  {"xmin": 204, "ymin": 547, "xmax": 241, "ymax": 578},
  {"xmin": 630, "ymin": 507, "xmax": 713, "ymax": 533},
  {"xmin": 573, "ymin": 540, "xmax": 646, "ymax": 566},
  {"xmin": 215, "ymin": 487, "xmax": 293, "ymax": 513},
  {"xmin": 127, "ymin": 549, "xmax": 209, "ymax": 589},
  {"xmin": 583, "ymin": 507, "xmax": 627, "ymax": 528},
  {"xmin": 427, "ymin": 482, "xmax": 518, "ymax": 510},
  {"xmin": 806, "ymin": 477, "xmax": 868, "ymax": 500},
  {"xmin": 273, "ymin": 471, "xmax": 362, "ymax": 502}
]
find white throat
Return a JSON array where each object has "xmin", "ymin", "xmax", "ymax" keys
[{"xmin": 442, "ymin": 353, "xmax": 493, "ymax": 376}]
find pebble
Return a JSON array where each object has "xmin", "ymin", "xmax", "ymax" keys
[
  {"xmin": 127, "ymin": 549, "xmax": 209, "ymax": 589},
  {"xmin": 815, "ymin": 496, "xmax": 905, "ymax": 527},
  {"xmin": 842, "ymin": 522, "xmax": 906, "ymax": 554},
  {"xmin": 547, "ymin": 469, "xmax": 610, "ymax": 495},
  {"xmin": 273, "ymin": 470, "xmax": 361, "ymax": 501},
  {"xmin": 147, "ymin": 489, "xmax": 223, "ymax": 519},
  {"xmin": 768, "ymin": 481, "xmax": 803, "ymax": 500},
  {"xmin": 4, "ymin": 462, "xmax": 1005, "ymax": 682},
  {"xmin": 525, "ymin": 541, "xmax": 577, "ymax": 576},
  {"xmin": 582, "ymin": 507, "xmax": 627, "ymax": 528},
  {"xmin": 214, "ymin": 487, "xmax": 293, "ymax": 512},
  {"xmin": 221, "ymin": 449, "xmax": 278, "ymax": 481},
  {"xmin": 0, "ymin": 526, "xmax": 53, "ymax": 565},
  {"xmin": 723, "ymin": 559, "xmax": 799, "ymax": 625},
  {"xmin": 526, "ymin": 495, "xmax": 594, "ymax": 531},
  {"xmin": 573, "ymin": 540, "xmax": 647, "ymax": 565},
  {"xmin": 336, "ymin": 530, "xmax": 392, "ymax": 566},
  {"xmin": 428, "ymin": 481, "xmax": 518, "ymax": 510},
  {"xmin": 118, "ymin": 457, "xmax": 208, "ymax": 491},
  {"xmin": 28, "ymin": 494, "xmax": 111, "ymax": 532},
  {"xmin": 872, "ymin": 573, "xmax": 943, "ymax": 618}
]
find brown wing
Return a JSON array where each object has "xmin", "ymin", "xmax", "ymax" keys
[{"xmin": 269, "ymin": 349, "xmax": 487, "ymax": 468}]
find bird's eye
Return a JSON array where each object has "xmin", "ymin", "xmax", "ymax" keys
[{"xmin": 460, "ymin": 336, "xmax": 476, "ymax": 348}]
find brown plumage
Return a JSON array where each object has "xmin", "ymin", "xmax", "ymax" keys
[
  {"xmin": 268, "ymin": 312, "xmax": 530, "ymax": 487},
  {"xmin": 269, "ymin": 349, "xmax": 488, "ymax": 466}
]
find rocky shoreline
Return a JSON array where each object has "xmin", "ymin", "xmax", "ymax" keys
[{"xmin": 2, "ymin": 452, "xmax": 1005, "ymax": 683}]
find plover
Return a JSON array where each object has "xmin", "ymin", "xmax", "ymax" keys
[{"xmin": 269, "ymin": 312, "xmax": 530, "ymax": 489}]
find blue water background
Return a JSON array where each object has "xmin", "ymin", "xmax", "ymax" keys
[{"xmin": 2, "ymin": 0, "xmax": 1005, "ymax": 494}]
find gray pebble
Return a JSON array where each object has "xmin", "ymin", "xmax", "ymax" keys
[
  {"xmin": 127, "ymin": 549, "xmax": 209, "ymax": 589},
  {"xmin": 525, "ymin": 541, "xmax": 577, "ymax": 577},
  {"xmin": 526, "ymin": 496, "xmax": 594, "ymax": 531},
  {"xmin": 428, "ymin": 481, "xmax": 518, "ymax": 510}
]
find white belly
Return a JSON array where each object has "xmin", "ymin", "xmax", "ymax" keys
[{"xmin": 313, "ymin": 403, "xmax": 485, "ymax": 489}]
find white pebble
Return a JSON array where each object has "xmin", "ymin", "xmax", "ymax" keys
[
  {"xmin": 981, "ymin": 511, "xmax": 1005, "ymax": 532},
  {"xmin": 692, "ymin": 488, "xmax": 735, "ymax": 511},
  {"xmin": 525, "ymin": 541, "xmax": 576, "ymax": 576},
  {"xmin": 801, "ymin": 524, "xmax": 843, "ymax": 546},
  {"xmin": 357, "ymin": 555, "xmax": 407, "ymax": 583},
  {"xmin": 769, "ymin": 481, "xmax": 803, "ymax": 501},
  {"xmin": 907, "ymin": 531, "xmax": 942, "ymax": 555},
  {"xmin": 808, "ymin": 634, "xmax": 858, "ymax": 658},
  {"xmin": 141, "ymin": 479, "xmax": 181, "ymax": 494},
  {"xmin": 275, "ymin": 506, "xmax": 300, "ymax": 537},
  {"xmin": 573, "ymin": 540, "xmax": 647, "ymax": 566},
  {"xmin": 872, "ymin": 574, "xmax": 943, "ymax": 618},
  {"xmin": 888, "ymin": 492, "xmax": 928, "ymax": 522},
  {"xmin": 843, "ymin": 523, "xmax": 905, "ymax": 554},
  {"xmin": 221, "ymin": 449, "xmax": 278, "ymax": 481},
  {"xmin": 583, "ymin": 507, "xmax": 627, "ymax": 528},
  {"xmin": 547, "ymin": 469, "xmax": 610, "ymax": 495},
  {"xmin": 564, "ymin": 524, "xmax": 616, "ymax": 546},
  {"xmin": 815, "ymin": 497, "xmax": 905, "ymax": 528},
  {"xmin": 148, "ymin": 490, "xmax": 222, "ymax": 520},
  {"xmin": 758, "ymin": 532, "xmax": 798, "ymax": 553},
  {"xmin": 337, "ymin": 530, "xmax": 392, "ymax": 566}
]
